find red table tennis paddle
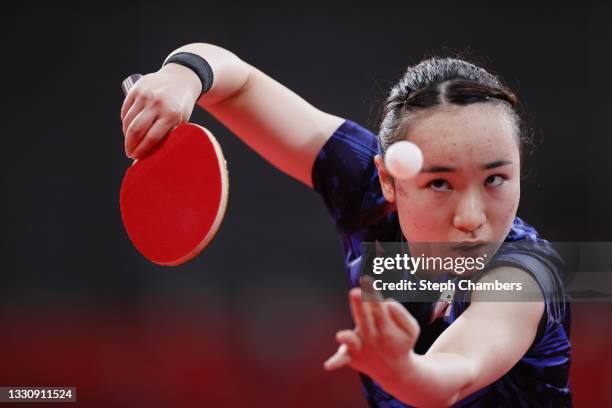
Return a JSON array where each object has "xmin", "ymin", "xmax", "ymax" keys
[{"xmin": 120, "ymin": 74, "xmax": 229, "ymax": 266}]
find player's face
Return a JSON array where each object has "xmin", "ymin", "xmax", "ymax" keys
[{"xmin": 377, "ymin": 103, "xmax": 520, "ymax": 244}]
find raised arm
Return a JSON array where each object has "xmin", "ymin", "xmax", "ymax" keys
[{"xmin": 120, "ymin": 43, "xmax": 344, "ymax": 187}]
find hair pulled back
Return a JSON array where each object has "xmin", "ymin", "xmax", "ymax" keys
[{"xmin": 379, "ymin": 57, "xmax": 526, "ymax": 156}]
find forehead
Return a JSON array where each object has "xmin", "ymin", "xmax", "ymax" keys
[{"xmin": 404, "ymin": 103, "xmax": 519, "ymax": 166}]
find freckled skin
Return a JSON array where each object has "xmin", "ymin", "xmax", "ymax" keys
[{"xmin": 375, "ymin": 103, "xmax": 520, "ymax": 245}]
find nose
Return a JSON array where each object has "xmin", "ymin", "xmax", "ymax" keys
[{"xmin": 453, "ymin": 189, "xmax": 486, "ymax": 234}]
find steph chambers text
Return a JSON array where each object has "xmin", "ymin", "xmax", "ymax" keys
[{"xmin": 373, "ymin": 279, "xmax": 523, "ymax": 292}]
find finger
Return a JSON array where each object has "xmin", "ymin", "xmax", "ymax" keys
[
  {"xmin": 359, "ymin": 276, "xmax": 383, "ymax": 300},
  {"xmin": 130, "ymin": 117, "xmax": 174, "ymax": 159},
  {"xmin": 336, "ymin": 329, "xmax": 362, "ymax": 352},
  {"xmin": 130, "ymin": 117, "xmax": 175, "ymax": 158},
  {"xmin": 388, "ymin": 300, "xmax": 420, "ymax": 336},
  {"xmin": 323, "ymin": 343, "xmax": 351, "ymax": 371},
  {"xmin": 360, "ymin": 276, "xmax": 388, "ymax": 333},
  {"xmin": 122, "ymin": 94, "xmax": 145, "ymax": 134},
  {"xmin": 360, "ymin": 299, "xmax": 379, "ymax": 341},
  {"xmin": 121, "ymin": 88, "xmax": 137, "ymax": 122},
  {"xmin": 125, "ymin": 109, "xmax": 157, "ymax": 158},
  {"xmin": 349, "ymin": 288, "xmax": 375, "ymax": 340},
  {"xmin": 369, "ymin": 299, "xmax": 389, "ymax": 335}
]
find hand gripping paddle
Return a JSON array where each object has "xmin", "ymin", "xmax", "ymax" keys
[{"xmin": 120, "ymin": 74, "xmax": 229, "ymax": 266}]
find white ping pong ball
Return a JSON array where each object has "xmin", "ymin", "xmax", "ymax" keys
[{"xmin": 384, "ymin": 141, "xmax": 424, "ymax": 180}]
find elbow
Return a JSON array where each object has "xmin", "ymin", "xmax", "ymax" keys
[
  {"xmin": 421, "ymin": 393, "xmax": 463, "ymax": 408},
  {"xmin": 392, "ymin": 384, "xmax": 466, "ymax": 408},
  {"xmin": 414, "ymin": 357, "xmax": 479, "ymax": 407},
  {"xmin": 443, "ymin": 359, "xmax": 479, "ymax": 407},
  {"xmin": 413, "ymin": 387, "xmax": 472, "ymax": 408}
]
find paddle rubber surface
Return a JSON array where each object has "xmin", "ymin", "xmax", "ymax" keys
[{"xmin": 120, "ymin": 123, "xmax": 229, "ymax": 265}]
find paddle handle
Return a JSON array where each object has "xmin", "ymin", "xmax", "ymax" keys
[
  {"xmin": 121, "ymin": 74, "xmax": 143, "ymax": 96},
  {"xmin": 122, "ymin": 74, "xmax": 143, "ymax": 163}
]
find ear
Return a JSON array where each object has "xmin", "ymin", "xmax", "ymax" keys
[{"xmin": 374, "ymin": 155, "xmax": 396, "ymax": 203}]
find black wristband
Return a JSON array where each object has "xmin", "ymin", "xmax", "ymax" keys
[{"xmin": 163, "ymin": 52, "xmax": 214, "ymax": 98}]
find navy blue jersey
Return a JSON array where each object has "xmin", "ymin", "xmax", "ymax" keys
[{"xmin": 312, "ymin": 120, "xmax": 572, "ymax": 407}]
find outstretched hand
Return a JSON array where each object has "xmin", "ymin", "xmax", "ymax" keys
[{"xmin": 324, "ymin": 278, "xmax": 421, "ymax": 384}]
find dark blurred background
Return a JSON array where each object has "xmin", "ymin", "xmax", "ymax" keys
[{"xmin": 1, "ymin": 1, "xmax": 611, "ymax": 406}]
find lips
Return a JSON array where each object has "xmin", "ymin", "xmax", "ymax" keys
[{"xmin": 452, "ymin": 242, "xmax": 486, "ymax": 250}]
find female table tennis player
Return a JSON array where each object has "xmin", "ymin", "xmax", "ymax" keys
[{"xmin": 120, "ymin": 44, "xmax": 571, "ymax": 407}]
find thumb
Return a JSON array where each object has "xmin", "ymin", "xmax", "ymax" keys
[{"xmin": 323, "ymin": 344, "xmax": 350, "ymax": 371}]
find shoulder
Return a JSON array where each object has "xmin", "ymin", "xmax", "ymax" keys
[
  {"xmin": 311, "ymin": 119, "xmax": 381, "ymax": 191},
  {"xmin": 483, "ymin": 225, "xmax": 570, "ymax": 340},
  {"xmin": 469, "ymin": 266, "xmax": 545, "ymax": 322},
  {"xmin": 500, "ymin": 218, "xmax": 566, "ymax": 305},
  {"xmin": 311, "ymin": 119, "xmax": 394, "ymax": 233},
  {"xmin": 474, "ymin": 265, "xmax": 543, "ymax": 297}
]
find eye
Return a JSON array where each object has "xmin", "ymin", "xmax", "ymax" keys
[
  {"xmin": 486, "ymin": 175, "xmax": 507, "ymax": 187},
  {"xmin": 428, "ymin": 179, "xmax": 452, "ymax": 192}
]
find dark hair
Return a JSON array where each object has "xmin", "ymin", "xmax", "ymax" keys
[{"xmin": 379, "ymin": 57, "xmax": 529, "ymax": 159}]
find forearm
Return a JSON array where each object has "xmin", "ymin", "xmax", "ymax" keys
[
  {"xmin": 379, "ymin": 352, "xmax": 477, "ymax": 408},
  {"xmin": 163, "ymin": 42, "xmax": 342, "ymax": 186},
  {"xmin": 123, "ymin": 42, "xmax": 341, "ymax": 176},
  {"xmin": 164, "ymin": 43, "xmax": 251, "ymax": 106}
]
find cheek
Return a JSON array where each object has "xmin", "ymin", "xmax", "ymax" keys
[
  {"xmin": 491, "ymin": 182, "xmax": 520, "ymax": 229},
  {"xmin": 395, "ymin": 186, "xmax": 448, "ymax": 240}
]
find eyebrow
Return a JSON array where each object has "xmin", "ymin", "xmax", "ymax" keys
[{"xmin": 420, "ymin": 160, "xmax": 513, "ymax": 173}]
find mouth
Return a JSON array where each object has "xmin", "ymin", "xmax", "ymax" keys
[{"xmin": 451, "ymin": 242, "xmax": 487, "ymax": 251}]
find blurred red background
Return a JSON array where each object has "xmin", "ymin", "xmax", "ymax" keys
[{"xmin": 1, "ymin": 303, "xmax": 610, "ymax": 407}]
